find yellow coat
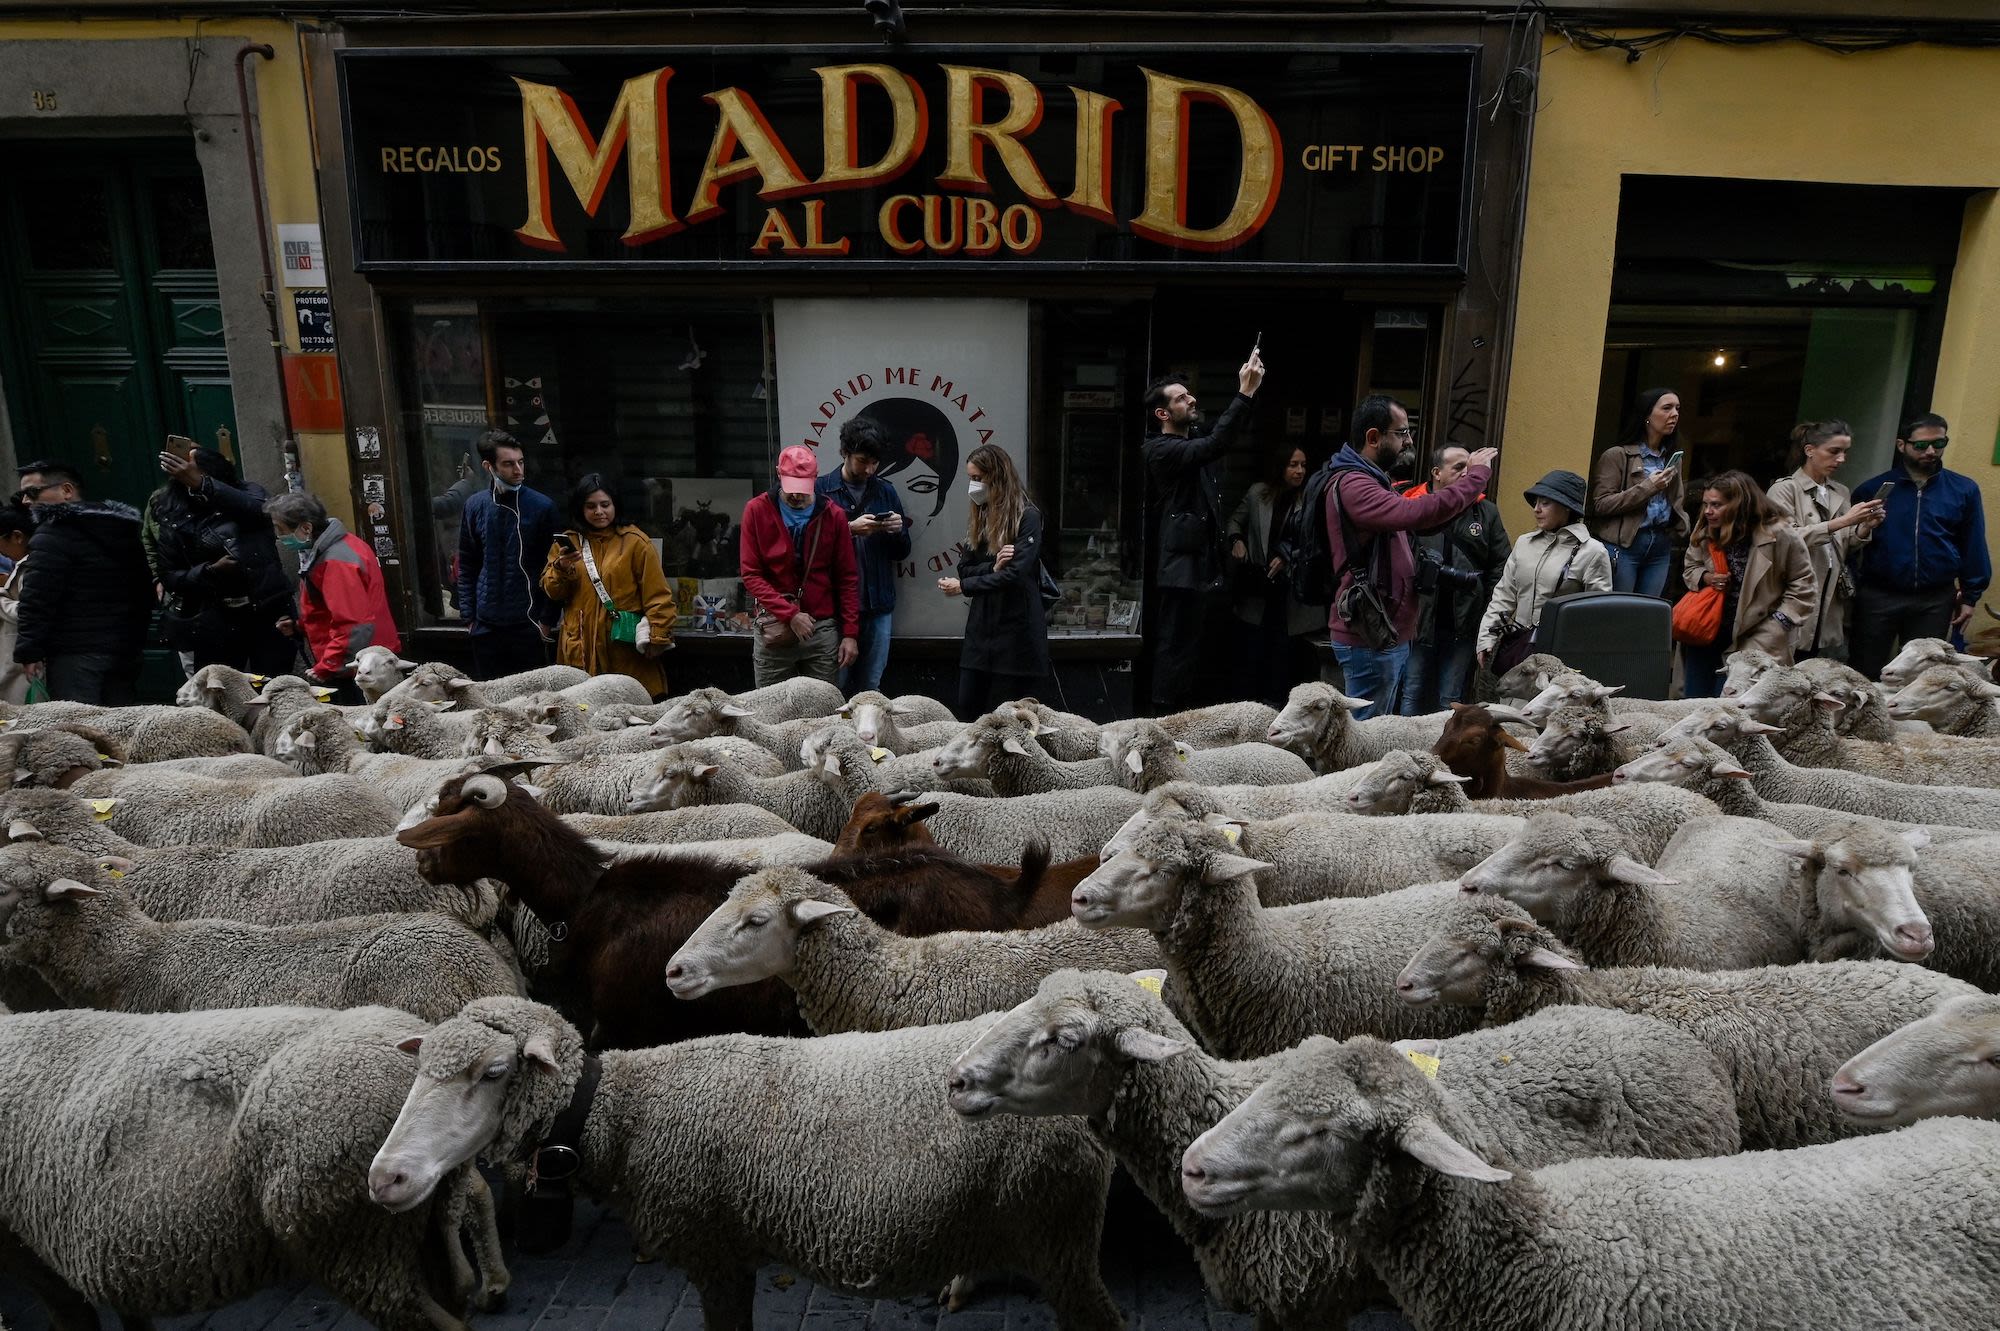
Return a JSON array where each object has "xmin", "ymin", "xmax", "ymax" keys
[{"xmin": 540, "ymin": 524, "xmax": 678, "ymax": 697}]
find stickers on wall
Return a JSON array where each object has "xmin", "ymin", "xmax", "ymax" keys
[
  {"xmin": 278, "ymin": 224, "xmax": 327, "ymax": 288},
  {"xmin": 361, "ymin": 474, "xmax": 387, "ymax": 506},
  {"xmin": 354, "ymin": 426, "xmax": 382, "ymax": 460},
  {"xmin": 293, "ymin": 289, "xmax": 335, "ymax": 352}
]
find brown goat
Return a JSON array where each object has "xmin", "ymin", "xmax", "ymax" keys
[
  {"xmin": 1432, "ymin": 703, "xmax": 1613, "ymax": 801},
  {"xmin": 833, "ymin": 790, "xmax": 940, "ymax": 854},
  {"xmin": 803, "ymin": 843, "xmax": 1052, "ymax": 934},
  {"xmin": 830, "ymin": 789, "xmax": 1083, "ymax": 927}
]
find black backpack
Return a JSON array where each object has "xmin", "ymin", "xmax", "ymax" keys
[{"xmin": 1284, "ymin": 458, "xmax": 1339, "ymax": 606}]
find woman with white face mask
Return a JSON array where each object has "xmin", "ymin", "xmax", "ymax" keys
[{"xmin": 937, "ymin": 444, "xmax": 1049, "ymax": 719}]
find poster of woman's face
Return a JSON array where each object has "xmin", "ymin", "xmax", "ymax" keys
[{"xmin": 852, "ymin": 398, "xmax": 960, "ymax": 539}]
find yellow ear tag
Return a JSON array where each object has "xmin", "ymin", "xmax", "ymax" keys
[
  {"xmin": 1177, "ymin": 750, "xmax": 1188, "ymax": 763},
  {"xmin": 1404, "ymin": 1049, "xmax": 1442, "ymax": 1079},
  {"xmin": 105, "ymin": 868, "xmax": 124, "ymax": 880},
  {"xmin": 96, "ymin": 754, "xmax": 112, "ymax": 761},
  {"xmin": 1222, "ymin": 824, "xmax": 1242, "ymax": 846},
  {"xmin": 577, "ymin": 703, "xmax": 589, "ymax": 712},
  {"xmin": 869, "ymin": 747, "xmax": 890, "ymax": 763},
  {"xmin": 1132, "ymin": 974, "xmax": 1164, "ymax": 996},
  {"xmin": 89, "ymin": 799, "xmax": 118, "ymax": 821},
  {"xmin": 249, "ymin": 675, "xmax": 267, "ymax": 685}
]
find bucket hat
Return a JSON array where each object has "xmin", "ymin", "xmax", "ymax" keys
[{"xmin": 1523, "ymin": 469, "xmax": 1588, "ymax": 520}]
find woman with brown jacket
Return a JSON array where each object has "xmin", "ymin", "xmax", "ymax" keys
[
  {"xmin": 1680, "ymin": 470, "xmax": 1817, "ymax": 697},
  {"xmin": 540, "ymin": 474, "xmax": 677, "ymax": 697},
  {"xmin": 1589, "ymin": 387, "xmax": 1687, "ymax": 597},
  {"xmin": 1764, "ymin": 419, "xmax": 1885, "ymax": 661}
]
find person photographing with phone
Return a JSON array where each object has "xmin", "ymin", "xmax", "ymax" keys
[
  {"xmin": 540, "ymin": 475, "xmax": 677, "ymax": 698},
  {"xmin": 1589, "ymin": 387, "xmax": 1688, "ymax": 598},
  {"xmin": 815, "ymin": 417, "xmax": 910, "ymax": 695},
  {"xmin": 149, "ymin": 440, "xmax": 298, "ymax": 678},
  {"xmin": 457, "ymin": 429, "xmax": 558, "ymax": 680},
  {"xmin": 1765, "ymin": 419, "xmax": 1885, "ymax": 662}
]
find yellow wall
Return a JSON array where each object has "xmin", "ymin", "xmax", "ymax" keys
[
  {"xmin": 1504, "ymin": 37, "xmax": 2000, "ymax": 596},
  {"xmin": 3, "ymin": 17, "xmax": 350, "ymax": 526}
]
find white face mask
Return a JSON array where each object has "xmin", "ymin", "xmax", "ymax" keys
[{"xmin": 967, "ymin": 480, "xmax": 989, "ymax": 506}]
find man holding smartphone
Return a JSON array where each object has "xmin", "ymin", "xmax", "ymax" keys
[
  {"xmin": 815, "ymin": 417, "xmax": 910, "ymax": 694},
  {"xmin": 1848, "ymin": 412, "xmax": 1990, "ymax": 680}
]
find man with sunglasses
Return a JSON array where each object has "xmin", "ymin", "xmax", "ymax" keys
[{"xmin": 1848, "ymin": 412, "xmax": 1990, "ymax": 681}]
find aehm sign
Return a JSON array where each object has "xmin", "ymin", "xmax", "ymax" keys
[{"xmin": 337, "ymin": 46, "xmax": 1477, "ymax": 272}]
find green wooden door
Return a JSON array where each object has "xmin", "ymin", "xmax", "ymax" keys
[{"xmin": 0, "ymin": 141, "xmax": 237, "ymax": 512}]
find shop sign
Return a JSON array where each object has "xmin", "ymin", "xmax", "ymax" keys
[
  {"xmin": 339, "ymin": 46, "xmax": 1474, "ymax": 272},
  {"xmin": 282, "ymin": 353, "xmax": 344, "ymax": 431}
]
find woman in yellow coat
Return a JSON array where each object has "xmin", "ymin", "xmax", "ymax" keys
[{"xmin": 540, "ymin": 473, "xmax": 677, "ymax": 697}]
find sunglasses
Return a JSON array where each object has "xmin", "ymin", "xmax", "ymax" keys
[{"xmin": 1905, "ymin": 438, "xmax": 1949, "ymax": 453}]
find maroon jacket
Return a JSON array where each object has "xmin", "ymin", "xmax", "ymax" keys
[
  {"xmin": 739, "ymin": 490, "xmax": 861, "ymax": 639},
  {"xmin": 1325, "ymin": 447, "xmax": 1491, "ymax": 647}
]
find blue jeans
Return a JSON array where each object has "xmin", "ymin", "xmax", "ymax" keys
[
  {"xmin": 1330, "ymin": 641, "xmax": 1411, "ymax": 719},
  {"xmin": 1402, "ymin": 633, "xmax": 1476, "ymax": 715},
  {"xmin": 1680, "ymin": 639, "xmax": 1726, "ymax": 698},
  {"xmin": 840, "ymin": 610, "xmax": 893, "ymax": 695},
  {"xmin": 1611, "ymin": 527, "xmax": 1676, "ymax": 598}
]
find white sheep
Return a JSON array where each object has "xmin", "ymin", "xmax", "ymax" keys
[
  {"xmin": 240, "ymin": 673, "xmax": 352, "ymax": 754},
  {"xmin": 369, "ymin": 996, "xmax": 1122, "ymax": 1331},
  {"xmin": 1519, "ymin": 697, "xmax": 1663, "ymax": 781},
  {"xmin": 1831, "ymin": 994, "xmax": 2000, "ymax": 1127},
  {"xmin": 888, "ymin": 785, "xmax": 1144, "ymax": 862},
  {"xmin": 839, "ymin": 689, "xmax": 960, "ymax": 750},
  {"xmin": 0, "ymin": 1004, "xmax": 509, "ymax": 1328},
  {"xmin": 360, "ymin": 696, "xmax": 483, "ymax": 760},
  {"xmin": 1736, "ymin": 663, "xmax": 2000, "ymax": 787},
  {"xmin": 0, "ymin": 724, "xmax": 289, "ymax": 789},
  {"xmin": 1887, "ymin": 661, "xmax": 2000, "ymax": 738},
  {"xmin": 631, "ymin": 729, "xmax": 881, "ymax": 840},
  {"xmin": 1265, "ymin": 682, "xmax": 1450, "ymax": 773},
  {"xmin": 1880, "ymin": 636, "xmax": 1986, "ymax": 689},
  {"xmin": 349, "ymin": 644, "xmax": 421, "ymax": 701},
  {"xmin": 1102, "ymin": 719, "xmax": 1313, "ymax": 791},
  {"xmin": 274, "ymin": 706, "xmax": 482, "ymax": 809},
  {"xmin": 1000, "ymin": 698, "xmax": 1106, "ymax": 762},
  {"xmin": 1071, "ymin": 817, "xmax": 1529, "ymax": 1057},
  {"xmin": 377, "ymin": 659, "xmax": 591, "ymax": 707},
  {"xmin": 933, "ymin": 712, "xmax": 1125, "ymax": 793},
  {"xmin": 1094, "ymin": 701, "xmax": 1280, "ymax": 757},
  {"xmin": 666, "ymin": 866, "xmax": 1161, "ymax": 1033},
  {"xmin": 650, "ymin": 677, "xmax": 846, "ymax": 740},
  {"xmin": 69, "ymin": 770, "xmax": 401, "ymax": 848},
  {"xmin": 798, "ymin": 723, "xmax": 995, "ymax": 795},
  {"xmin": 1510, "ymin": 669, "xmax": 1710, "ymax": 727},
  {"xmin": 0, "ymin": 842, "xmax": 519, "ymax": 1021},
  {"xmin": 11, "ymin": 694, "xmax": 252, "ymax": 762},
  {"xmin": 1179, "ymin": 1043, "xmax": 2000, "ymax": 1330},
  {"xmin": 949, "ymin": 969, "xmax": 1740, "ymax": 1331},
  {"xmin": 1395, "ymin": 899, "xmax": 1979, "ymax": 1148}
]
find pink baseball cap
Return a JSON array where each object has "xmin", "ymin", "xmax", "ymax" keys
[{"xmin": 778, "ymin": 445, "xmax": 820, "ymax": 494}]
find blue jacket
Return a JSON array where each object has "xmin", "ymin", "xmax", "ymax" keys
[
  {"xmin": 456, "ymin": 483, "xmax": 557, "ymax": 633},
  {"xmin": 815, "ymin": 469, "xmax": 911, "ymax": 616},
  {"xmin": 1851, "ymin": 467, "xmax": 1991, "ymax": 598}
]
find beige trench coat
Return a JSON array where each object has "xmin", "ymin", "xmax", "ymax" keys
[
  {"xmin": 1765, "ymin": 468, "xmax": 1869, "ymax": 655},
  {"xmin": 1477, "ymin": 522, "xmax": 1614, "ymax": 655},
  {"xmin": 1682, "ymin": 522, "xmax": 1819, "ymax": 660}
]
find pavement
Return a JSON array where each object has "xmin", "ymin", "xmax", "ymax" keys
[{"xmin": 1, "ymin": 1192, "xmax": 1414, "ymax": 1331}]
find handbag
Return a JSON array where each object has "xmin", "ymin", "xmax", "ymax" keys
[
  {"xmin": 1672, "ymin": 545, "xmax": 1730, "ymax": 646},
  {"xmin": 1490, "ymin": 547, "xmax": 1581, "ymax": 675},
  {"xmin": 755, "ymin": 516, "xmax": 823, "ymax": 649},
  {"xmin": 1327, "ymin": 472, "xmax": 1399, "ymax": 650},
  {"xmin": 576, "ymin": 537, "xmax": 647, "ymax": 648}
]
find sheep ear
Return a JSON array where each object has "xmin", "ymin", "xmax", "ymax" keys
[
  {"xmin": 1761, "ymin": 837, "xmax": 1818, "ymax": 861},
  {"xmin": 1331, "ymin": 690, "xmax": 1370, "ymax": 711},
  {"xmin": 1000, "ymin": 735, "xmax": 1031, "ymax": 757},
  {"xmin": 1124, "ymin": 748, "xmax": 1144, "ymax": 775},
  {"xmin": 446, "ymin": 678, "xmax": 476, "ymax": 694},
  {"xmin": 384, "ymin": 714, "xmax": 407, "ymax": 730},
  {"xmin": 836, "ymin": 704, "xmax": 853, "ymax": 718},
  {"xmin": 396, "ymin": 1036, "xmax": 424, "ymax": 1054},
  {"xmin": 1738, "ymin": 718, "xmax": 1783, "ymax": 735},
  {"xmin": 889, "ymin": 703, "xmax": 921, "ymax": 719},
  {"xmin": 791, "ymin": 899, "xmax": 854, "ymax": 926},
  {"xmin": 1901, "ymin": 827, "xmax": 1933, "ymax": 852},
  {"xmin": 1811, "ymin": 691, "xmax": 1847, "ymax": 711},
  {"xmin": 1398, "ymin": 1117, "xmax": 1511, "ymax": 1182},
  {"xmin": 719, "ymin": 703, "xmax": 754, "ymax": 718},
  {"xmin": 1605, "ymin": 855, "xmax": 1677, "ymax": 888},
  {"xmin": 1594, "ymin": 683, "xmax": 1626, "ymax": 698},
  {"xmin": 626, "ymin": 716, "xmax": 651, "ymax": 728},
  {"xmin": 1601, "ymin": 721, "xmax": 1633, "ymax": 736},
  {"xmin": 394, "ymin": 657, "xmax": 420, "ymax": 670},
  {"xmin": 94, "ymin": 855, "xmax": 137, "ymax": 875},
  {"xmin": 294, "ymin": 730, "xmax": 318, "ymax": 749},
  {"xmin": 7, "ymin": 819, "xmax": 42, "ymax": 842},
  {"xmin": 45, "ymin": 878, "xmax": 102, "ymax": 901},
  {"xmin": 1708, "ymin": 759, "xmax": 1752, "ymax": 779},
  {"xmin": 521, "ymin": 1033, "xmax": 560, "ymax": 1072},
  {"xmin": 241, "ymin": 698, "xmax": 270, "ymax": 717},
  {"xmin": 1972, "ymin": 680, "xmax": 2000, "ymax": 701},
  {"xmin": 693, "ymin": 764, "xmax": 720, "ymax": 781},
  {"xmin": 1427, "ymin": 769, "xmax": 1470, "ymax": 786},
  {"xmin": 1113, "ymin": 1028, "xmax": 1190, "ymax": 1063},
  {"xmin": 1523, "ymin": 947, "xmax": 1586, "ymax": 972},
  {"xmin": 1200, "ymin": 852, "xmax": 1270, "ymax": 885},
  {"xmin": 1532, "ymin": 670, "xmax": 1553, "ymax": 690},
  {"xmin": 535, "ymin": 724, "xmax": 559, "ymax": 738}
]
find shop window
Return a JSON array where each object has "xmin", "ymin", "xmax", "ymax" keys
[{"xmin": 391, "ymin": 297, "xmax": 775, "ymax": 630}]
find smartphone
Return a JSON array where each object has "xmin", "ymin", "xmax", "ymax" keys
[
  {"xmin": 165, "ymin": 435, "xmax": 198, "ymax": 460},
  {"xmin": 1875, "ymin": 481, "xmax": 1896, "ymax": 506},
  {"xmin": 1251, "ymin": 330, "xmax": 1263, "ymax": 357},
  {"xmin": 554, "ymin": 532, "xmax": 578, "ymax": 554},
  {"xmin": 1665, "ymin": 450, "xmax": 1684, "ymax": 474}
]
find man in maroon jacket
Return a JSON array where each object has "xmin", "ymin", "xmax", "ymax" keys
[
  {"xmin": 1324, "ymin": 394, "xmax": 1495, "ymax": 717},
  {"xmin": 740, "ymin": 445, "xmax": 860, "ymax": 686}
]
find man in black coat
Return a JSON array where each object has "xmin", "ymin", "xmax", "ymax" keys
[
  {"xmin": 1140, "ymin": 352, "xmax": 1264, "ymax": 712},
  {"xmin": 150, "ymin": 447, "xmax": 299, "ymax": 676},
  {"xmin": 13, "ymin": 460, "xmax": 155, "ymax": 705},
  {"xmin": 1402, "ymin": 444, "xmax": 1510, "ymax": 713}
]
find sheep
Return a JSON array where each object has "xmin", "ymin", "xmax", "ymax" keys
[
  {"xmin": 1394, "ymin": 898, "xmax": 1979, "ymax": 1148},
  {"xmin": 606, "ymin": 731, "xmax": 877, "ymax": 839},
  {"xmin": 458, "ymin": 704, "xmax": 565, "ymax": 760},
  {"xmin": 1070, "ymin": 817, "xmax": 1530, "ymax": 1057},
  {"xmin": 1457, "ymin": 812, "xmax": 1935, "ymax": 970},
  {"xmin": 1095, "ymin": 700, "xmax": 1281, "ymax": 757},
  {"xmin": 564, "ymin": 804, "xmax": 802, "ymax": 846},
  {"xmin": 499, "ymin": 740, "xmax": 783, "ymax": 816},
  {"xmin": 799, "ymin": 723, "xmax": 994, "ymax": 795},
  {"xmin": 0, "ymin": 1004, "xmax": 509, "ymax": 1330},
  {"xmin": 1880, "ymin": 635, "xmax": 1986, "ymax": 689},
  {"xmin": 0, "ymin": 787, "xmax": 496, "ymax": 930},
  {"xmin": 839, "ymin": 689, "xmax": 960, "ymax": 751},
  {"xmin": 1178, "ymin": 1043, "xmax": 2000, "ymax": 1331},
  {"xmin": 1519, "ymin": 697, "xmax": 1662, "ymax": 781},
  {"xmin": 1610, "ymin": 732, "xmax": 1994, "ymax": 844},
  {"xmin": 1831, "ymin": 994, "xmax": 2000, "ymax": 1127},
  {"xmin": 875, "ymin": 785, "xmax": 1143, "ymax": 863},
  {"xmin": 67, "ymin": 769, "xmax": 400, "ymax": 848},
  {"xmin": 175, "ymin": 662, "xmax": 266, "ymax": 729},
  {"xmin": 647, "ymin": 693, "xmax": 849, "ymax": 770},
  {"xmin": 649, "ymin": 677, "xmax": 846, "ymax": 740},
  {"xmin": 377, "ymin": 659, "xmax": 591, "ymax": 708},
  {"xmin": 0, "ymin": 724, "xmax": 290, "ymax": 789},
  {"xmin": 1736, "ymin": 663, "xmax": 2000, "ymax": 787},
  {"xmin": 360, "ymin": 696, "xmax": 484, "ymax": 760},
  {"xmin": 9, "ymin": 695, "xmax": 252, "ymax": 762},
  {"xmin": 1490, "ymin": 652, "xmax": 1572, "ymax": 706},
  {"xmin": 349, "ymin": 644, "xmax": 420, "ymax": 701},
  {"xmin": 370, "ymin": 996, "xmax": 1123, "ymax": 1331},
  {"xmin": 1102, "ymin": 718, "xmax": 1313, "ymax": 792},
  {"xmin": 0, "ymin": 841, "xmax": 520, "ymax": 1021},
  {"xmin": 1510, "ymin": 668, "xmax": 1710, "ymax": 727},
  {"xmin": 240, "ymin": 673, "xmax": 348, "ymax": 754},
  {"xmin": 1888, "ymin": 661, "xmax": 2000, "ymax": 738},
  {"xmin": 1265, "ymin": 681, "xmax": 1450, "ymax": 773},
  {"xmin": 1432, "ymin": 704, "xmax": 1614, "ymax": 799},
  {"xmin": 1659, "ymin": 701, "xmax": 2000, "ymax": 831},
  {"xmin": 1792, "ymin": 657, "xmax": 1918, "ymax": 740},
  {"xmin": 1000, "ymin": 698, "xmax": 1107, "ymax": 762},
  {"xmin": 1103, "ymin": 797, "xmax": 1526, "ymax": 905},
  {"xmin": 1340, "ymin": 749, "xmax": 1719, "ymax": 862},
  {"xmin": 272, "ymin": 705, "xmax": 483, "ymax": 809},
  {"xmin": 1782, "ymin": 824, "xmax": 2000, "ymax": 991},
  {"xmin": 932, "ymin": 711, "xmax": 1125, "ymax": 793},
  {"xmin": 666, "ymin": 867, "xmax": 1161, "ymax": 1034}
]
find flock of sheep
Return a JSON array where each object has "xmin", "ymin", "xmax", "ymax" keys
[{"xmin": 5, "ymin": 635, "xmax": 2000, "ymax": 1331}]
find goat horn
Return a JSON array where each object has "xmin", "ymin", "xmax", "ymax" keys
[
  {"xmin": 886, "ymin": 789, "xmax": 923, "ymax": 807},
  {"xmin": 463, "ymin": 774, "xmax": 510, "ymax": 808}
]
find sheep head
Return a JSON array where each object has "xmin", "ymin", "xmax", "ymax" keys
[
  {"xmin": 1267, "ymin": 682, "xmax": 1367, "ymax": 754},
  {"xmin": 1457, "ymin": 813, "xmax": 1667, "ymax": 923},
  {"xmin": 1611, "ymin": 734, "xmax": 1748, "ymax": 788},
  {"xmin": 840, "ymin": 691, "xmax": 924, "ymax": 746},
  {"xmin": 1515, "ymin": 671, "xmax": 1621, "ymax": 728},
  {"xmin": 348, "ymin": 645, "xmax": 418, "ymax": 701},
  {"xmin": 1734, "ymin": 665, "xmax": 1843, "ymax": 733},
  {"xmin": 1069, "ymin": 820, "xmax": 1267, "ymax": 932},
  {"xmin": 947, "ymin": 969, "xmax": 1189, "ymax": 1121},
  {"xmin": 1718, "ymin": 645, "xmax": 1782, "ymax": 698},
  {"xmin": 0, "ymin": 840, "xmax": 127, "ymax": 953},
  {"xmin": 1832, "ymin": 993, "xmax": 2000, "ymax": 1128},
  {"xmin": 1880, "ymin": 637, "xmax": 1985, "ymax": 690},
  {"xmin": 1180, "ymin": 1036, "xmax": 1509, "ymax": 1220},
  {"xmin": 1887, "ymin": 663, "xmax": 2000, "ymax": 726},
  {"xmin": 1394, "ymin": 901, "xmax": 1580, "ymax": 1011},
  {"xmin": 1344, "ymin": 750, "xmax": 1467, "ymax": 816},
  {"xmin": 665, "ymin": 867, "xmax": 856, "ymax": 998},
  {"xmin": 933, "ymin": 713, "xmax": 1032, "ymax": 780},
  {"xmin": 0, "ymin": 725, "xmax": 123, "ymax": 789},
  {"xmin": 1524, "ymin": 702, "xmax": 1630, "ymax": 779},
  {"xmin": 1657, "ymin": 702, "xmax": 1781, "ymax": 750},
  {"xmin": 1767, "ymin": 822, "xmax": 1933, "ymax": 963},
  {"xmin": 648, "ymin": 687, "xmax": 732, "ymax": 743}
]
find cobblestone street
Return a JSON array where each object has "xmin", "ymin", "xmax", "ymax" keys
[{"xmin": 1, "ymin": 1195, "xmax": 1411, "ymax": 1331}]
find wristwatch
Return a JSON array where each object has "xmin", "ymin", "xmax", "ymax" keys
[{"xmin": 1771, "ymin": 611, "xmax": 1798, "ymax": 630}]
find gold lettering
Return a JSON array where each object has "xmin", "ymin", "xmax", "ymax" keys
[
  {"xmin": 798, "ymin": 199, "xmax": 852, "ymax": 255},
  {"xmin": 752, "ymin": 207, "xmax": 802, "ymax": 253},
  {"xmin": 380, "ymin": 147, "xmax": 397, "ymax": 172},
  {"xmin": 1129, "ymin": 68, "xmax": 1281, "ymax": 253},
  {"xmin": 685, "ymin": 87, "xmax": 812, "ymax": 226},
  {"xmin": 935, "ymin": 65, "xmax": 1055, "ymax": 203},
  {"xmin": 879, "ymin": 195, "xmax": 923, "ymax": 255},
  {"xmin": 816, "ymin": 64, "xmax": 926, "ymax": 189},
  {"xmin": 1063, "ymin": 88, "xmax": 1120, "ymax": 221},
  {"xmin": 514, "ymin": 68, "xmax": 678, "ymax": 251}
]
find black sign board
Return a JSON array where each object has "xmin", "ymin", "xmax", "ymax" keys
[
  {"xmin": 338, "ymin": 46, "xmax": 1476, "ymax": 273},
  {"xmin": 292, "ymin": 289, "xmax": 335, "ymax": 352}
]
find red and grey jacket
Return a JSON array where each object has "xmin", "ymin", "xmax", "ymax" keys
[
  {"xmin": 738, "ymin": 489, "xmax": 860, "ymax": 639},
  {"xmin": 298, "ymin": 518, "xmax": 401, "ymax": 678}
]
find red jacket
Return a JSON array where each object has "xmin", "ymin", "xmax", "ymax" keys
[
  {"xmin": 739, "ymin": 491, "xmax": 860, "ymax": 638},
  {"xmin": 299, "ymin": 523, "xmax": 401, "ymax": 679}
]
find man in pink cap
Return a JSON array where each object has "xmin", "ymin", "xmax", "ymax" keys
[{"xmin": 739, "ymin": 444, "xmax": 860, "ymax": 685}]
